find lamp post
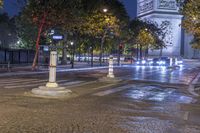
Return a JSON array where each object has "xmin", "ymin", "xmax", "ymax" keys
[
  {"xmin": 100, "ymin": 8, "xmax": 108, "ymax": 66},
  {"xmin": 70, "ymin": 41, "xmax": 75, "ymax": 69},
  {"xmin": 103, "ymin": 8, "xmax": 108, "ymax": 13}
]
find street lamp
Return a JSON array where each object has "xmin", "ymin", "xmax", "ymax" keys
[
  {"xmin": 103, "ymin": 8, "xmax": 108, "ymax": 13},
  {"xmin": 99, "ymin": 8, "xmax": 109, "ymax": 66},
  {"xmin": 70, "ymin": 41, "xmax": 75, "ymax": 68}
]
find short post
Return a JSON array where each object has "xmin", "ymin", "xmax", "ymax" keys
[
  {"xmin": 46, "ymin": 50, "xmax": 58, "ymax": 88},
  {"xmin": 175, "ymin": 58, "xmax": 178, "ymax": 66},
  {"xmin": 107, "ymin": 55, "xmax": 115, "ymax": 78},
  {"xmin": 170, "ymin": 58, "xmax": 173, "ymax": 67},
  {"xmin": 7, "ymin": 61, "xmax": 11, "ymax": 72}
]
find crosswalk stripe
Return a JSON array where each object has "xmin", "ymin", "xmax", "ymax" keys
[
  {"xmin": 4, "ymin": 79, "xmax": 72, "ymax": 89},
  {"xmin": 0, "ymin": 78, "xmax": 40, "ymax": 84},
  {"xmin": 0, "ymin": 79, "xmax": 48, "ymax": 85},
  {"xmin": 93, "ymin": 85, "xmax": 134, "ymax": 96},
  {"xmin": 60, "ymin": 81, "xmax": 84, "ymax": 86}
]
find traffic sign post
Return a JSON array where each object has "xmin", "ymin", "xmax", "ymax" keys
[{"xmin": 31, "ymin": 33, "xmax": 72, "ymax": 98}]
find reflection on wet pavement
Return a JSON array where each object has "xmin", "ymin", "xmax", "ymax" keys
[
  {"xmin": 104, "ymin": 84, "xmax": 200, "ymax": 133},
  {"xmin": 125, "ymin": 86, "xmax": 194, "ymax": 104},
  {"xmin": 122, "ymin": 65, "xmax": 200, "ymax": 85}
]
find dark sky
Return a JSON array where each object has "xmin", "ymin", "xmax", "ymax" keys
[{"xmin": 3, "ymin": 0, "xmax": 137, "ymax": 19}]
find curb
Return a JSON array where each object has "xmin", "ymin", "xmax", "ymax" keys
[{"xmin": 188, "ymin": 72, "xmax": 200, "ymax": 97}]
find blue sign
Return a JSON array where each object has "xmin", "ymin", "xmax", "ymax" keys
[{"xmin": 52, "ymin": 35, "xmax": 63, "ymax": 40}]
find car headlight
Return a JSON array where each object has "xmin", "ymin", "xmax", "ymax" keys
[
  {"xmin": 141, "ymin": 60, "xmax": 146, "ymax": 64},
  {"xmin": 136, "ymin": 61, "xmax": 140, "ymax": 64},
  {"xmin": 178, "ymin": 60, "xmax": 183, "ymax": 64},
  {"xmin": 149, "ymin": 61, "xmax": 153, "ymax": 64},
  {"xmin": 161, "ymin": 61, "xmax": 166, "ymax": 65}
]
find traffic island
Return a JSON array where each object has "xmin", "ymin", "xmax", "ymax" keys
[
  {"xmin": 31, "ymin": 86, "xmax": 72, "ymax": 98},
  {"xmin": 31, "ymin": 50, "xmax": 72, "ymax": 98}
]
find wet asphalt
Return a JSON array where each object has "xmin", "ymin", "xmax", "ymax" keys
[{"xmin": 0, "ymin": 61, "xmax": 199, "ymax": 133}]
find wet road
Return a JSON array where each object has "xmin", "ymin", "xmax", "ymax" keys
[
  {"xmin": 120, "ymin": 63, "xmax": 200, "ymax": 85},
  {"xmin": 0, "ymin": 60, "xmax": 199, "ymax": 132}
]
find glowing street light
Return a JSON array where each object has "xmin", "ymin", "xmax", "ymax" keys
[{"xmin": 103, "ymin": 8, "xmax": 108, "ymax": 13}]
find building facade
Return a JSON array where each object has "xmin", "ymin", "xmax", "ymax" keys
[{"xmin": 137, "ymin": 0, "xmax": 198, "ymax": 58}]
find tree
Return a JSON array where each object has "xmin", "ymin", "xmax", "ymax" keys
[
  {"xmin": 129, "ymin": 19, "xmax": 168, "ymax": 59},
  {"xmin": 80, "ymin": 0, "xmax": 129, "ymax": 66},
  {"xmin": 0, "ymin": 13, "xmax": 18, "ymax": 49},
  {"xmin": 19, "ymin": 0, "xmax": 83, "ymax": 70},
  {"xmin": 0, "ymin": 0, "xmax": 3, "ymax": 7},
  {"xmin": 177, "ymin": 0, "xmax": 200, "ymax": 49},
  {"xmin": 16, "ymin": 13, "xmax": 38, "ymax": 49}
]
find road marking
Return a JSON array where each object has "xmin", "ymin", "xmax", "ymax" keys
[
  {"xmin": 0, "ymin": 79, "xmax": 48, "ymax": 85},
  {"xmin": 60, "ymin": 81, "xmax": 84, "ymax": 86},
  {"xmin": 67, "ymin": 81, "xmax": 97, "ymax": 88},
  {"xmin": 0, "ymin": 78, "xmax": 41, "ymax": 84},
  {"xmin": 93, "ymin": 85, "xmax": 134, "ymax": 96},
  {"xmin": 4, "ymin": 79, "xmax": 72, "ymax": 89}
]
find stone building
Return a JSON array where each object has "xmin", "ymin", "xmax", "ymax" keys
[{"xmin": 137, "ymin": 0, "xmax": 199, "ymax": 58}]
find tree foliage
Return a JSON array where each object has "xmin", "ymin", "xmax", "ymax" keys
[
  {"xmin": 0, "ymin": 0, "xmax": 3, "ymax": 7},
  {"xmin": 0, "ymin": 13, "xmax": 17, "ymax": 49},
  {"xmin": 177, "ymin": 0, "xmax": 200, "ymax": 49},
  {"xmin": 129, "ymin": 19, "xmax": 165, "ymax": 49}
]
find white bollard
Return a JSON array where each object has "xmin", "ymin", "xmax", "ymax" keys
[
  {"xmin": 170, "ymin": 58, "xmax": 173, "ymax": 67},
  {"xmin": 175, "ymin": 58, "xmax": 178, "ymax": 66},
  {"xmin": 46, "ymin": 51, "xmax": 58, "ymax": 88},
  {"xmin": 107, "ymin": 55, "xmax": 115, "ymax": 78}
]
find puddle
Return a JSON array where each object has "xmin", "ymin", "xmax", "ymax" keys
[{"xmin": 125, "ymin": 86, "xmax": 194, "ymax": 104}]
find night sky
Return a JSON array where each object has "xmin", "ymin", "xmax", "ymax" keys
[{"xmin": 3, "ymin": 0, "xmax": 137, "ymax": 19}]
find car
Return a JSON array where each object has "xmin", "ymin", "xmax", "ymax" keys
[
  {"xmin": 152, "ymin": 57, "xmax": 170, "ymax": 66},
  {"xmin": 135, "ymin": 59, "xmax": 148, "ymax": 65},
  {"xmin": 124, "ymin": 57, "xmax": 134, "ymax": 63}
]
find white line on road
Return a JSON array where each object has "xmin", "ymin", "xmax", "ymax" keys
[
  {"xmin": 0, "ymin": 79, "xmax": 48, "ymax": 85},
  {"xmin": 0, "ymin": 78, "xmax": 42, "ymax": 84},
  {"xmin": 4, "ymin": 79, "xmax": 72, "ymax": 89},
  {"xmin": 93, "ymin": 85, "xmax": 134, "ymax": 96}
]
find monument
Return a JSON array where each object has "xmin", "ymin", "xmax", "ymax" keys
[
  {"xmin": 137, "ymin": 0, "xmax": 200, "ymax": 58},
  {"xmin": 137, "ymin": 0, "xmax": 183, "ymax": 57}
]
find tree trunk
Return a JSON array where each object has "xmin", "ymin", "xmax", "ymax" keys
[
  {"xmin": 32, "ymin": 12, "xmax": 47, "ymax": 70},
  {"xmin": 140, "ymin": 45, "xmax": 142, "ymax": 60},
  {"xmin": 61, "ymin": 47, "xmax": 67, "ymax": 65},
  {"xmin": 91, "ymin": 45, "xmax": 94, "ymax": 67},
  {"xmin": 61, "ymin": 33, "xmax": 67, "ymax": 65},
  {"xmin": 99, "ymin": 35, "xmax": 106, "ymax": 66},
  {"xmin": 117, "ymin": 44, "xmax": 121, "ymax": 66},
  {"xmin": 136, "ymin": 44, "xmax": 139, "ymax": 61},
  {"xmin": 145, "ymin": 48, "xmax": 148, "ymax": 59},
  {"xmin": 159, "ymin": 47, "xmax": 163, "ymax": 58},
  {"xmin": 71, "ymin": 43, "xmax": 75, "ymax": 69}
]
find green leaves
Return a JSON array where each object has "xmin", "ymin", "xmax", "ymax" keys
[
  {"xmin": 0, "ymin": 0, "xmax": 3, "ymax": 7},
  {"xmin": 178, "ymin": 0, "xmax": 200, "ymax": 49},
  {"xmin": 129, "ymin": 19, "xmax": 168, "ymax": 50}
]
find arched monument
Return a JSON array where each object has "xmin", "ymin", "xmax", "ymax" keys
[{"xmin": 137, "ymin": 0, "xmax": 183, "ymax": 57}]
